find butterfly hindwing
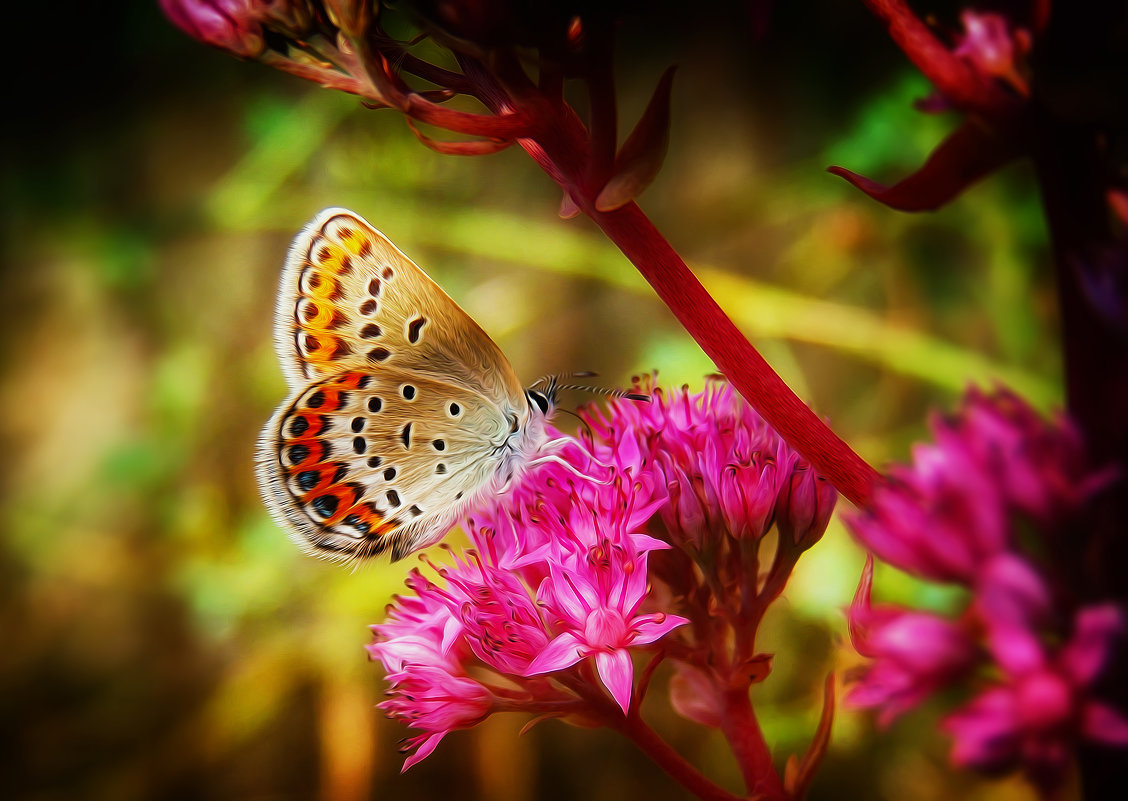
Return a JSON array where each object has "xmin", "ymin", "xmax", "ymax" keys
[{"xmin": 257, "ymin": 368, "xmax": 517, "ymax": 561}]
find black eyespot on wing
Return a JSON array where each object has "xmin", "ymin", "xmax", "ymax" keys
[
  {"xmin": 296, "ymin": 470, "xmax": 319, "ymax": 491},
  {"xmin": 432, "ymin": 439, "xmax": 446, "ymax": 451},
  {"xmin": 289, "ymin": 416, "xmax": 310, "ymax": 437},
  {"xmin": 386, "ymin": 489, "xmax": 401, "ymax": 507},
  {"xmin": 367, "ymin": 456, "xmax": 382, "ymax": 468},
  {"xmin": 312, "ymin": 495, "xmax": 338, "ymax": 518},
  {"xmin": 307, "ymin": 391, "xmax": 326, "ymax": 409},
  {"xmin": 361, "ymin": 323, "xmax": 382, "ymax": 339},
  {"xmin": 342, "ymin": 513, "xmax": 371, "ymax": 535},
  {"xmin": 402, "ymin": 385, "xmax": 416, "ymax": 400},
  {"xmin": 351, "ymin": 417, "xmax": 365, "ymax": 432},
  {"xmin": 352, "ymin": 437, "xmax": 366, "ymax": 454},
  {"xmin": 288, "ymin": 444, "xmax": 310, "ymax": 464},
  {"xmin": 400, "ymin": 423, "xmax": 412, "ymax": 448},
  {"xmin": 436, "ymin": 463, "xmax": 447, "ymax": 474},
  {"xmin": 368, "ymin": 397, "xmax": 382, "ymax": 413},
  {"xmin": 359, "ymin": 299, "xmax": 377, "ymax": 315},
  {"xmin": 368, "ymin": 347, "xmax": 391, "ymax": 362},
  {"xmin": 449, "ymin": 402, "xmax": 461, "ymax": 416},
  {"xmin": 384, "ymin": 467, "xmax": 397, "ymax": 481},
  {"xmin": 408, "ymin": 504, "xmax": 423, "ymax": 518}
]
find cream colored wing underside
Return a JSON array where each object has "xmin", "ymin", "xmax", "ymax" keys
[{"xmin": 273, "ymin": 207, "xmax": 526, "ymax": 410}]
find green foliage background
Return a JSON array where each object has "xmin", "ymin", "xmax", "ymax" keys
[{"xmin": 1, "ymin": 3, "xmax": 1059, "ymax": 800}]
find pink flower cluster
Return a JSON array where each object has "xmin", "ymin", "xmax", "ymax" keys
[
  {"xmin": 581, "ymin": 376, "xmax": 837, "ymax": 551},
  {"xmin": 369, "ymin": 378, "xmax": 839, "ymax": 773},
  {"xmin": 368, "ymin": 453, "xmax": 684, "ymax": 769},
  {"xmin": 845, "ymin": 388, "xmax": 1128, "ymax": 792}
]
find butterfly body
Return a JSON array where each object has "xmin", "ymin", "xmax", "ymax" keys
[{"xmin": 257, "ymin": 209, "xmax": 553, "ymax": 561}]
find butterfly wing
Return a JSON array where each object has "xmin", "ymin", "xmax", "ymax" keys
[
  {"xmin": 257, "ymin": 368, "xmax": 519, "ymax": 561},
  {"xmin": 257, "ymin": 208, "xmax": 533, "ymax": 561},
  {"xmin": 272, "ymin": 207, "xmax": 525, "ymax": 408}
]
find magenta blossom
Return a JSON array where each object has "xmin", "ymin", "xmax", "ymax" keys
[
  {"xmin": 160, "ymin": 0, "xmax": 265, "ymax": 56},
  {"xmin": 952, "ymin": 11, "xmax": 1031, "ymax": 97},
  {"xmin": 369, "ymin": 457, "xmax": 686, "ymax": 768},
  {"xmin": 847, "ymin": 388, "xmax": 1110, "ymax": 585},
  {"xmin": 945, "ymin": 604, "xmax": 1128, "ymax": 792},
  {"xmin": 580, "ymin": 377, "xmax": 813, "ymax": 546},
  {"xmin": 845, "ymin": 387, "xmax": 1128, "ymax": 792},
  {"xmin": 370, "ymin": 378, "xmax": 833, "ymax": 790},
  {"xmin": 528, "ymin": 527, "xmax": 687, "ymax": 714},
  {"xmin": 847, "ymin": 556, "xmax": 980, "ymax": 726},
  {"xmin": 379, "ymin": 664, "xmax": 493, "ymax": 770}
]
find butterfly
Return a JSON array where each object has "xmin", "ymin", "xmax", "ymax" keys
[{"xmin": 256, "ymin": 208, "xmax": 563, "ymax": 562}]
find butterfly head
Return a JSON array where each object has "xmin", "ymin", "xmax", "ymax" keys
[{"xmin": 525, "ymin": 374, "xmax": 561, "ymax": 419}]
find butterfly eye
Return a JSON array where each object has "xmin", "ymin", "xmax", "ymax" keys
[{"xmin": 526, "ymin": 390, "xmax": 550, "ymax": 415}]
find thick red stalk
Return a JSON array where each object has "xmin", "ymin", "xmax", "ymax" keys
[
  {"xmin": 586, "ymin": 202, "xmax": 881, "ymax": 509},
  {"xmin": 616, "ymin": 712, "xmax": 746, "ymax": 801},
  {"xmin": 560, "ymin": 670, "xmax": 742, "ymax": 801},
  {"xmin": 448, "ymin": 55, "xmax": 880, "ymax": 508},
  {"xmin": 718, "ymin": 687, "xmax": 785, "ymax": 800}
]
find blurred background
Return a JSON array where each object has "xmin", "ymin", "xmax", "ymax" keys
[{"xmin": 1, "ymin": 2, "xmax": 1060, "ymax": 800}]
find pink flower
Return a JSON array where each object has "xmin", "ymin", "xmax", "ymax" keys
[
  {"xmin": 160, "ymin": 0, "xmax": 265, "ymax": 57},
  {"xmin": 846, "ymin": 389, "xmax": 1108, "ymax": 585},
  {"xmin": 378, "ymin": 665, "xmax": 493, "ymax": 771},
  {"xmin": 581, "ymin": 377, "xmax": 823, "ymax": 547},
  {"xmin": 528, "ymin": 525, "xmax": 687, "ymax": 713},
  {"xmin": 944, "ymin": 605, "xmax": 1128, "ymax": 792},
  {"xmin": 953, "ymin": 11, "xmax": 1031, "ymax": 97},
  {"xmin": 371, "ymin": 455, "xmax": 686, "ymax": 766},
  {"xmin": 440, "ymin": 552, "xmax": 552, "ymax": 676},
  {"xmin": 846, "ymin": 556, "xmax": 980, "ymax": 725},
  {"xmin": 368, "ymin": 572, "xmax": 489, "ymax": 769},
  {"xmin": 774, "ymin": 458, "xmax": 838, "ymax": 549},
  {"xmin": 845, "ymin": 388, "xmax": 1128, "ymax": 789}
]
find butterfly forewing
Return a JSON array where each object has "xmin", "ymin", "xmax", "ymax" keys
[
  {"xmin": 257, "ymin": 208, "xmax": 538, "ymax": 562},
  {"xmin": 273, "ymin": 208, "xmax": 525, "ymax": 408}
]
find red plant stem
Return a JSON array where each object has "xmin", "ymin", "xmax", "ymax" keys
[
  {"xmin": 559, "ymin": 669, "xmax": 742, "ymax": 801},
  {"xmin": 717, "ymin": 687, "xmax": 785, "ymax": 800},
  {"xmin": 587, "ymin": 201, "xmax": 881, "ymax": 509},
  {"xmin": 615, "ymin": 712, "xmax": 746, "ymax": 801},
  {"xmin": 452, "ymin": 55, "xmax": 880, "ymax": 508}
]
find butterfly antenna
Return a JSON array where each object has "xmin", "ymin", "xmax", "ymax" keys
[
  {"xmin": 531, "ymin": 371, "xmax": 598, "ymax": 391},
  {"xmin": 557, "ymin": 384, "xmax": 651, "ymax": 403}
]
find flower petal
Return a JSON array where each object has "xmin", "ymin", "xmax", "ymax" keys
[
  {"xmin": 526, "ymin": 632, "xmax": 585, "ymax": 675},
  {"xmin": 401, "ymin": 732, "xmax": 444, "ymax": 771},
  {"xmin": 631, "ymin": 613, "xmax": 689, "ymax": 645},
  {"xmin": 1081, "ymin": 701, "xmax": 1128, "ymax": 746},
  {"xmin": 595, "ymin": 649, "xmax": 635, "ymax": 714},
  {"xmin": 1060, "ymin": 604, "xmax": 1125, "ymax": 685}
]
